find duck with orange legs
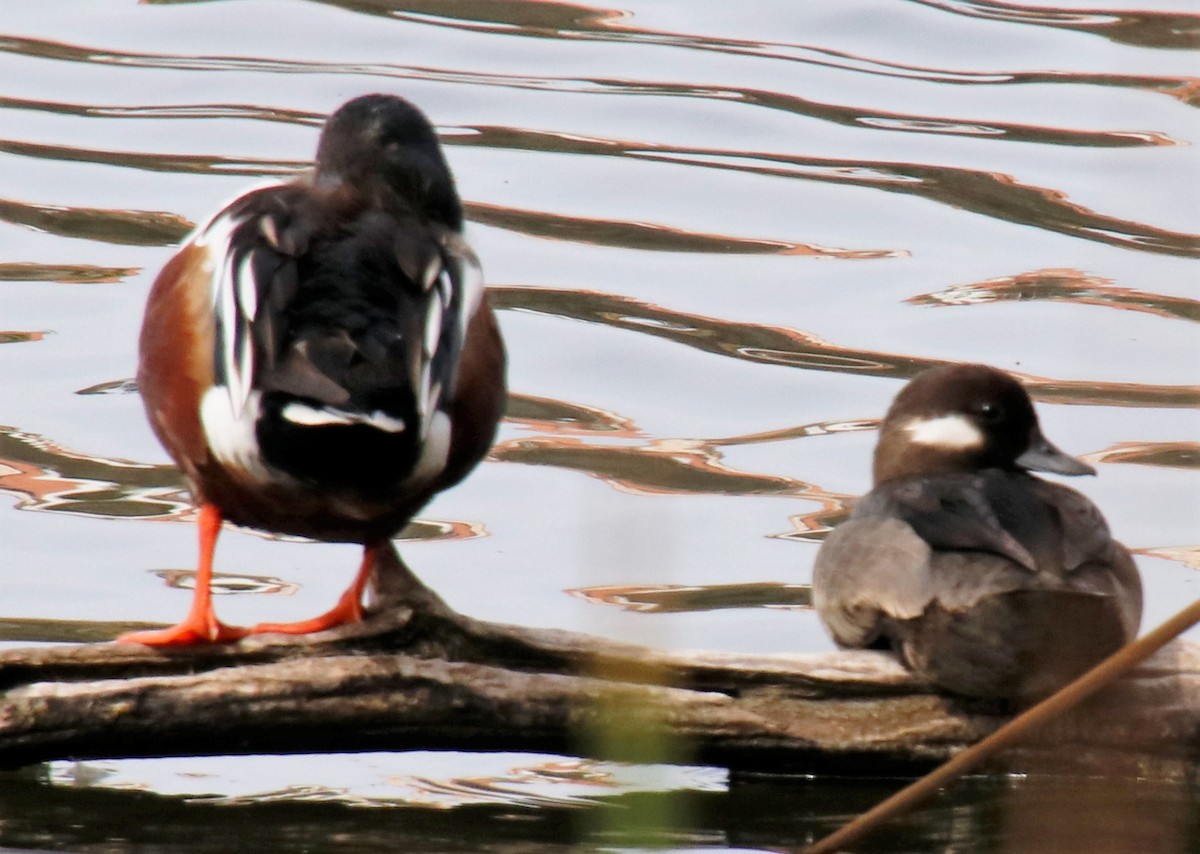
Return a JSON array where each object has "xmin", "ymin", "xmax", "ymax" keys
[{"xmin": 123, "ymin": 94, "xmax": 506, "ymax": 646}]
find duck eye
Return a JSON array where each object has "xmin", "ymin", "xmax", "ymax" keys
[{"xmin": 975, "ymin": 401, "xmax": 1004, "ymax": 423}]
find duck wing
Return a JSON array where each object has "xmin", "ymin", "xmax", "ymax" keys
[
  {"xmin": 812, "ymin": 515, "xmax": 934, "ymax": 648},
  {"xmin": 813, "ymin": 471, "xmax": 1066, "ymax": 650},
  {"xmin": 852, "ymin": 471, "xmax": 1070, "ymax": 573},
  {"xmin": 198, "ymin": 185, "xmax": 482, "ymax": 494}
]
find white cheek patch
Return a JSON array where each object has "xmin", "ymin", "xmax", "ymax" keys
[{"xmin": 903, "ymin": 414, "xmax": 985, "ymax": 450}]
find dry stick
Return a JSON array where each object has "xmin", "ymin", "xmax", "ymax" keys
[{"xmin": 800, "ymin": 597, "xmax": 1200, "ymax": 854}]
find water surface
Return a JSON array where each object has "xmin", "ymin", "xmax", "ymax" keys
[{"xmin": 0, "ymin": 1, "xmax": 1197, "ymax": 851}]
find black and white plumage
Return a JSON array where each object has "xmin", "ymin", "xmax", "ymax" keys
[
  {"xmin": 197, "ymin": 183, "xmax": 481, "ymax": 502},
  {"xmin": 124, "ymin": 94, "xmax": 506, "ymax": 645},
  {"xmin": 812, "ymin": 364, "xmax": 1141, "ymax": 703}
]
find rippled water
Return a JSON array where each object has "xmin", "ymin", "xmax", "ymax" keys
[{"xmin": 0, "ymin": 1, "xmax": 1198, "ymax": 851}]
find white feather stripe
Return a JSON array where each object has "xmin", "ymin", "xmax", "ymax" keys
[
  {"xmin": 435, "ymin": 265, "xmax": 453, "ymax": 307},
  {"xmin": 258, "ymin": 215, "xmax": 280, "ymax": 249},
  {"xmin": 221, "ymin": 252, "xmax": 251, "ymax": 417},
  {"xmin": 417, "ymin": 361, "xmax": 435, "ymax": 423},
  {"xmin": 433, "ymin": 235, "xmax": 483, "ymax": 403},
  {"xmin": 903, "ymin": 414, "xmax": 985, "ymax": 449},
  {"xmin": 438, "ymin": 231, "xmax": 483, "ymax": 319},
  {"xmin": 236, "ymin": 252, "xmax": 259, "ymax": 320},
  {"xmin": 196, "ymin": 205, "xmax": 260, "ymax": 421},
  {"xmin": 231, "ymin": 252, "xmax": 259, "ymax": 415},
  {"xmin": 409, "ymin": 410, "xmax": 451, "ymax": 487},
  {"xmin": 200, "ymin": 388, "xmax": 274, "ymax": 481},
  {"xmin": 280, "ymin": 403, "xmax": 407, "ymax": 433},
  {"xmin": 424, "ymin": 288, "xmax": 444, "ymax": 359},
  {"xmin": 215, "ymin": 252, "xmax": 241, "ymax": 404},
  {"xmin": 421, "ymin": 255, "xmax": 441, "ymax": 292}
]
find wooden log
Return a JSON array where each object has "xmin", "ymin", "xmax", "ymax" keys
[{"xmin": 1, "ymin": 546, "xmax": 1197, "ymax": 778}]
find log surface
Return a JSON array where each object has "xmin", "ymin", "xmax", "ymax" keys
[{"xmin": 2, "ymin": 548, "xmax": 1197, "ymax": 778}]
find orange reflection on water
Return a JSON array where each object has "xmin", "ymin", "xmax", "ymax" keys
[
  {"xmin": 1087, "ymin": 441, "xmax": 1200, "ymax": 470},
  {"xmin": 464, "ymin": 200, "xmax": 900, "ymax": 257},
  {"xmin": 505, "ymin": 392, "xmax": 642, "ymax": 438},
  {"xmin": 569, "ymin": 581, "xmax": 811, "ymax": 614},
  {"xmin": 0, "ymin": 425, "xmax": 187, "ymax": 520},
  {"xmin": 493, "ymin": 285, "xmax": 1200, "ymax": 409},
  {"xmin": 0, "ymin": 263, "xmax": 137, "ymax": 284},
  {"xmin": 1136, "ymin": 546, "xmax": 1200, "ymax": 571},
  {"xmin": 909, "ymin": 267, "xmax": 1200, "ymax": 323},
  {"xmin": 0, "ymin": 330, "xmax": 45, "ymax": 344},
  {"xmin": 0, "ymin": 424, "xmax": 491, "ymax": 543},
  {"xmin": 492, "ymin": 434, "xmax": 805, "ymax": 498},
  {"xmin": 460, "ymin": 128, "xmax": 1200, "ymax": 258}
]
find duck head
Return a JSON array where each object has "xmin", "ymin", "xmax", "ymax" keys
[
  {"xmin": 314, "ymin": 93, "xmax": 463, "ymax": 230},
  {"xmin": 872, "ymin": 363, "xmax": 1095, "ymax": 485}
]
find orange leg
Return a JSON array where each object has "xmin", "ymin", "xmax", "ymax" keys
[
  {"xmin": 248, "ymin": 543, "xmax": 377, "ymax": 636},
  {"xmin": 117, "ymin": 504, "xmax": 249, "ymax": 645}
]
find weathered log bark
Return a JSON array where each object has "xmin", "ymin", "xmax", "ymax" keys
[{"xmin": 1, "ymin": 545, "xmax": 1197, "ymax": 779}]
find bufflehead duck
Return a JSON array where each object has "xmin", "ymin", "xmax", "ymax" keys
[
  {"xmin": 122, "ymin": 94, "xmax": 506, "ymax": 645},
  {"xmin": 812, "ymin": 364, "xmax": 1142, "ymax": 702}
]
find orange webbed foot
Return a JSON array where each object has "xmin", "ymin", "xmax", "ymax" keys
[
  {"xmin": 117, "ymin": 504, "xmax": 249, "ymax": 646},
  {"xmin": 248, "ymin": 544, "xmax": 376, "ymax": 637},
  {"xmin": 117, "ymin": 617, "xmax": 249, "ymax": 646},
  {"xmin": 248, "ymin": 589, "xmax": 364, "ymax": 636}
]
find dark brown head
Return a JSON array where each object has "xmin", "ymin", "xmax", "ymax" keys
[
  {"xmin": 314, "ymin": 93, "xmax": 463, "ymax": 230},
  {"xmin": 872, "ymin": 364, "xmax": 1094, "ymax": 485}
]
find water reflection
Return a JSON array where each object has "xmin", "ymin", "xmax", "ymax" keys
[
  {"xmin": 151, "ymin": 569, "xmax": 300, "ymax": 597},
  {"xmin": 0, "ymin": 423, "xmax": 183, "ymax": 519},
  {"xmin": 455, "ymin": 127, "xmax": 1200, "ymax": 257},
  {"xmin": 0, "ymin": 92, "xmax": 321, "ymax": 126},
  {"xmin": 0, "ymin": 261, "xmax": 137, "ymax": 283},
  {"xmin": 2, "ymin": 0, "xmax": 1197, "ymax": 850},
  {"xmin": 1, "ymin": 762, "xmax": 1195, "ymax": 853},
  {"xmin": 912, "ymin": 0, "xmax": 1200, "ymax": 50},
  {"xmin": 909, "ymin": 267, "xmax": 1200, "ymax": 323},
  {"xmin": 464, "ymin": 201, "xmax": 901, "ymax": 257},
  {"xmin": 506, "ymin": 392, "xmax": 641, "ymax": 437},
  {"xmin": 298, "ymin": 0, "xmax": 627, "ymax": 33},
  {"xmin": 0, "ymin": 424, "xmax": 491, "ymax": 548},
  {"xmin": 491, "ymin": 286, "xmax": 1200, "ymax": 407},
  {"xmin": 0, "ymin": 135, "xmax": 303, "ymax": 178},
  {"xmin": 1090, "ymin": 441, "xmax": 1200, "ymax": 469},
  {"xmin": 493, "ymin": 436, "xmax": 804, "ymax": 497},
  {"xmin": 311, "ymin": 0, "xmax": 1200, "ymax": 83},
  {"xmin": 569, "ymin": 581, "xmax": 811, "ymax": 613},
  {"xmin": 0, "ymin": 195, "xmax": 190, "ymax": 246},
  {"xmin": 1139, "ymin": 546, "xmax": 1200, "ymax": 571},
  {"xmin": 0, "ymin": 331, "xmax": 42, "ymax": 344}
]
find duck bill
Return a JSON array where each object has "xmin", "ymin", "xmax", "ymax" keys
[{"xmin": 1016, "ymin": 429, "xmax": 1096, "ymax": 476}]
